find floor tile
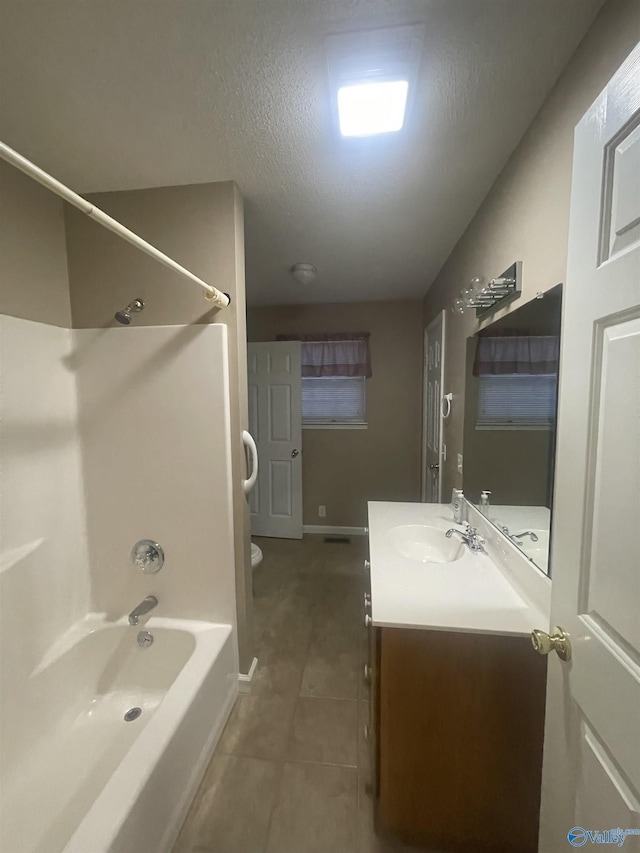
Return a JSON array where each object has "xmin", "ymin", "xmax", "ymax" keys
[
  {"xmin": 174, "ymin": 534, "xmax": 400, "ymax": 853},
  {"xmin": 300, "ymin": 642, "xmax": 359, "ymax": 700},
  {"xmin": 217, "ymin": 693, "xmax": 295, "ymax": 760},
  {"xmin": 266, "ymin": 761, "xmax": 358, "ymax": 853},
  {"xmin": 250, "ymin": 654, "xmax": 304, "ymax": 698},
  {"xmin": 173, "ymin": 755, "xmax": 279, "ymax": 853},
  {"xmin": 286, "ymin": 697, "xmax": 358, "ymax": 766}
]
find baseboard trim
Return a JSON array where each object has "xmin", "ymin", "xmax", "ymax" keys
[
  {"xmin": 238, "ymin": 656, "xmax": 258, "ymax": 692},
  {"xmin": 302, "ymin": 525, "xmax": 368, "ymax": 536}
]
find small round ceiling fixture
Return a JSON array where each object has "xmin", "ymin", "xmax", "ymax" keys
[{"xmin": 291, "ymin": 263, "xmax": 316, "ymax": 285}]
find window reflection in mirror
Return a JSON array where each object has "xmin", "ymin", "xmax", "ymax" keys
[{"xmin": 463, "ymin": 284, "xmax": 562, "ymax": 576}]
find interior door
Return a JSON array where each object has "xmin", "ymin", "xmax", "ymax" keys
[
  {"xmin": 422, "ymin": 311, "xmax": 445, "ymax": 502},
  {"xmin": 537, "ymin": 44, "xmax": 640, "ymax": 851},
  {"xmin": 247, "ymin": 341, "xmax": 303, "ymax": 539}
]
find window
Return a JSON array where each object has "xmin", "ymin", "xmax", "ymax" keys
[
  {"xmin": 477, "ymin": 373, "xmax": 557, "ymax": 429},
  {"xmin": 302, "ymin": 376, "xmax": 366, "ymax": 426},
  {"xmin": 275, "ymin": 334, "xmax": 371, "ymax": 428}
]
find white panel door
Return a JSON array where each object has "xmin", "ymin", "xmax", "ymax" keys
[
  {"xmin": 247, "ymin": 341, "xmax": 302, "ymax": 539},
  {"xmin": 422, "ymin": 311, "xmax": 445, "ymax": 502},
  {"xmin": 537, "ymin": 44, "xmax": 640, "ymax": 851}
]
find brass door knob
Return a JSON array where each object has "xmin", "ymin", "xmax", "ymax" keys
[{"xmin": 531, "ymin": 626, "xmax": 572, "ymax": 661}]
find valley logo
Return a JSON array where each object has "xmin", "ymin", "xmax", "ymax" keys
[{"xmin": 567, "ymin": 827, "xmax": 640, "ymax": 847}]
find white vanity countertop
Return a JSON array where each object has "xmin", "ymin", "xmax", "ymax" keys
[{"xmin": 367, "ymin": 501, "xmax": 548, "ymax": 637}]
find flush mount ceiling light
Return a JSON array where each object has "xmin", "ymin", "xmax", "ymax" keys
[
  {"xmin": 337, "ymin": 80, "xmax": 409, "ymax": 137},
  {"xmin": 325, "ymin": 24, "xmax": 424, "ymax": 139},
  {"xmin": 291, "ymin": 263, "xmax": 316, "ymax": 285}
]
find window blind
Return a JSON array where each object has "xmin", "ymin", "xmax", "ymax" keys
[
  {"xmin": 477, "ymin": 373, "xmax": 557, "ymax": 427},
  {"xmin": 302, "ymin": 376, "xmax": 366, "ymax": 423}
]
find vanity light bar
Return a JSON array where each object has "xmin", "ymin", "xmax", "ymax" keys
[
  {"xmin": 475, "ymin": 263, "xmax": 522, "ymax": 317},
  {"xmin": 452, "ymin": 262, "xmax": 522, "ymax": 318}
]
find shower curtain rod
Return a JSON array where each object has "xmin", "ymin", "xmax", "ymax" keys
[{"xmin": 0, "ymin": 141, "xmax": 231, "ymax": 309}]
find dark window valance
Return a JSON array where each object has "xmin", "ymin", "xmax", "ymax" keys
[
  {"xmin": 473, "ymin": 334, "xmax": 559, "ymax": 376},
  {"xmin": 276, "ymin": 333, "xmax": 372, "ymax": 378}
]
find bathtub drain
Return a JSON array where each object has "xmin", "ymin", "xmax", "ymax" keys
[{"xmin": 124, "ymin": 707, "xmax": 142, "ymax": 722}]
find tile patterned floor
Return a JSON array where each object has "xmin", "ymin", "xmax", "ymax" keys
[{"xmin": 173, "ymin": 535, "xmax": 428, "ymax": 853}]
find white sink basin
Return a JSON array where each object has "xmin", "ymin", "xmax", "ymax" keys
[{"xmin": 387, "ymin": 524, "xmax": 466, "ymax": 564}]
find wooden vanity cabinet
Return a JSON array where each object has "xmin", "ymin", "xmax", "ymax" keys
[{"xmin": 366, "ymin": 624, "xmax": 547, "ymax": 853}]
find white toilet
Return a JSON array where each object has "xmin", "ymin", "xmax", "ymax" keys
[{"xmin": 251, "ymin": 542, "xmax": 263, "ymax": 570}]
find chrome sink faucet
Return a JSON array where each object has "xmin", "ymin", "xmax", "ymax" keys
[
  {"xmin": 446, "ymin": 526, "xmax": 485, "ymax": 553},
  {"xmin": 511, "ymin": 530, "xmax": 539, "ymax": 543},
  {"xmin": 128, "ymin": 595, "xmax": 158, "ymax": 626}
]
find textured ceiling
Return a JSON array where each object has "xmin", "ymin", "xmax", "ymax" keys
[{"xmin": 0, "ymin": 0, "xmax": 604, "ymax": 305}]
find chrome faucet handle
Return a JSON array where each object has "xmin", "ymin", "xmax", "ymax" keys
[
  {"xmin": 446, "ymin": 527, "xmax": 485, "ymax": 553},
  {"xmin": 131, "ymin": 540, "xmax": 165, "ymax": 573},
  {"xmin": 511, "ymin": 530, "xmax": 539, "ymax": 542}
]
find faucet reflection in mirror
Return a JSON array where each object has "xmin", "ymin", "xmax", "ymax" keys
[{"xmin": 463, "ymin": 283, "xmax": 563, "ymax": 576}]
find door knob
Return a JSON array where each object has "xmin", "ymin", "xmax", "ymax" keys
[
  {"xmin": 429, "ymin": 464, "xmax": 440, "ymax": 470},
  {"xmin": 291, "ymin": 448, "xmax": 299, "ymax": 458},
  {"xmin": 531, "ymin": 626, "xmax": 572, "ymax": 661}
]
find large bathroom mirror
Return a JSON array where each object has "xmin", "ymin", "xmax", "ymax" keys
[{"xmin": 463, "ymin": 284, "xmax": 562, "ymax": 575}]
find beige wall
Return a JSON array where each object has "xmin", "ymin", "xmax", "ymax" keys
[
  {"xmin": 423, "ymin": 0, "xmax": 640, "ymax": 499},
  {"xmin": 64, "ymin": 182, "xmax": 254, "ymax": 671},
  {"xmin": 247, "ymin": 300, "xmax": 424, "ymax": 528},
  {"xmin": 0, "ymin": 160, "xmax": 71, "ymax": 326}
]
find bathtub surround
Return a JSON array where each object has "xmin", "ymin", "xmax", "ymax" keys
[
  {"xmin": 422, "ymin": 0, "xmax": 640, "ymax": 498},
  {"xmin": 0, "ymin": 316, "xmax": 91, "ymax": 780},
  {"xmin": 0, "ymin": 166, "xmax": 92, "ymax": 801},
  {"xmin": 74, "ymin": 324, "xmax": 237, "ymax": 625},
  {"xmin": 0, "ymin": 321, "xmax": 239, "ymax": 853},
  {"xmin": 63, "ymin": 181, "xmax": 254, "ymax": 675},
  {"xmin": 247, "ymin": 300, "xmax": 423, "ymax": 529},
  {"xmin": 1, "ymin": 166, "xmax": 242, "ymax": 851}
]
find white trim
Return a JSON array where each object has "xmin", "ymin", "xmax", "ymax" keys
[
  {"xmin": 302, "ymin": 524, "xmax": 368, "ymax": 536},
  {"xmin": 303, "ymin": 422, "xmax": 368, "ymax": 430},
  {"xmin": 238, "ymin": 656, "xmax": 258, "ymax": 692}
]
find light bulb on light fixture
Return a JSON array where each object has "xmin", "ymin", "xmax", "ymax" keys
[{"xmin": 291, "ymin": 263, "xmax": 316, "ymax": 285}]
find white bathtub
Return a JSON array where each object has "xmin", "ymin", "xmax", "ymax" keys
[{"xmin": 0, "ymin": 616, "xmax": 238, "ymax": 853}]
